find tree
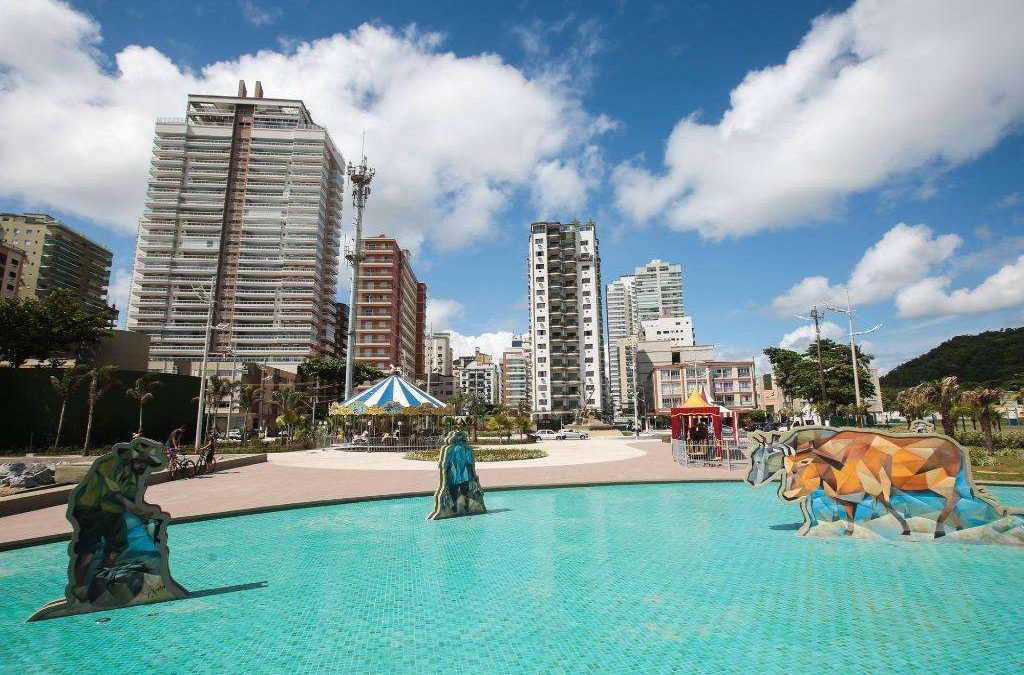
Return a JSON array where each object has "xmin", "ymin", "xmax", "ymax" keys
[
  {"xmin": 894, "ymin": 384, "xmax": 932, "ymax": 427},
  {"xmin": 916, "ymin": 376, "xmax": 961, "ymax": 437},
  {"xmin": 49, "ymin": 365, "xmax": 88, "ymax": 448},
  {"xmin": 198, "ymin": 376, "xmax": 233, "ymax": 433},
  {"xmin": 275, "ymin": 409, "xmax": 306, "ymax": 441},
  {"xmin": 514, "ymin": 413, "xmax": 533, "ymax": 439},
  {"xmin": 125, "ymin": 373, "xmax": 162, "ymax": 434},
  {"xmin": 298, "ymin": 358, "xmax": 384, "ymax": 390},
  {"xmin": 764, "ymin": 339, "xmax": 875, "ymax": 419},
  {"xmin": 83, "ymin": 365, "xmax": 119, "ymax": 451},
  {"xmin": 0, "ymin": 290, "xmax": 111, "ymax": 367},
  {"xmin": 962, "ymin": 388, "xmax": 1004, "ymax": 453},
  {"xmin": 238, "ymin": 385, "xmax": 261, "ymax": 433},
  {"xmin": 272, "ymin": 388, "xmax": 308, "ymax": 440}
]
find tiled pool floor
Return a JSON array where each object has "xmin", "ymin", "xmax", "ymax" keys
[{"xmin": 2, "ymin": 483, "xmax": 1022, "ymax": 674}]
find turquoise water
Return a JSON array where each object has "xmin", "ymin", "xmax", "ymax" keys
[{"xmin": 2, "ymin": 483, "xmax": 1023, "ymax": 674}]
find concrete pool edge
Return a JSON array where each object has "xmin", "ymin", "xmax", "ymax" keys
[{"xmin": 2, "ymin": 477, "xmax": 1022, "ymax": 553}]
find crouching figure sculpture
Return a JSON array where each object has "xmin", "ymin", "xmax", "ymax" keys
[
  {"xmin": 29, "ymin": 437, "xmax": 189, "ymax": 621},
  {"xmin": 745, "ymin": 427, "xmax": 1024, "ymax": 545},
  {"xmin": 428, "ymin": 430, "xmax": 486, "ymax": 520}
]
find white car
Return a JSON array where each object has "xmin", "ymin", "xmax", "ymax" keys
[
  {"xmin": 559, "ymin": 430, "xmax": 590, "ymax": 440},
  {"xmin": 534, "ymin": 429, "xmax": 566, "ymax": 440}
]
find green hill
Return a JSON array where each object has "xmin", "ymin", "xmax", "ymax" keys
[{"xmin": 881, "ymin": 327, "xmax": 1024, "ymax": 389}]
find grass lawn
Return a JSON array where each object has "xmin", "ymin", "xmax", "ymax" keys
[
  {"xmin": 971, "ymin": 453, "xmax": 1024, "ymax": 482},
  {"xmin": 404, "ymin": 447, "xmax": 548, "ymax": 462}
]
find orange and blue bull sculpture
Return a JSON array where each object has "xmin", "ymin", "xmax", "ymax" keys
[{"xmin": 745, "ymin": 427, "xmax": 1016, "ymax": 539}]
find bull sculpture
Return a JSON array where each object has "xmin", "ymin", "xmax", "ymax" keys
[{"xmin": 746, "ymin": 427, "xmax": 1014, "ymax": 539}]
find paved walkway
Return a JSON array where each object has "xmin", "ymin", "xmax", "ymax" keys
[
  {"xmin": 270, "ymin": 437, "xmax": 646, "ymax": 471},
  {"xmin": 0, "ymin": 438, "xmax": 746, "ymax": 549}
]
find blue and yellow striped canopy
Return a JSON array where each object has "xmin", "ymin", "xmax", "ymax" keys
[{"xmin": 340, "ymin": 374, "xmax": 444, "ymax": 409}]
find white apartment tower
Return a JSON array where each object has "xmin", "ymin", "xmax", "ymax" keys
[
  {"xmin": 426, "ymin": 331, "xmax": 453, "ymax": 376},
  {"xmin": 605, "ymin": 276, "xmax": 636, "ymax": 421},
  {"xmin": 501, "ymin": 335, "xmax": 531, "ymax": 409},
  {"xmin": 459, "ymin": 361, "xmax": 501, "ymax": 405},
  {"xmin": 528, "ymin": 220, "xmax": 606, "ymax": 419},
  {"xmin": 606, "ymin": 259, "xmax": 686, "ymax": 420},
  {"xmin": 127, "ymin": 82, "xmax": 344, "ymax": 371}
]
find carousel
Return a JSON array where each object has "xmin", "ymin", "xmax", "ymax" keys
[
  {"xmin": 669, "ymin": 386, "xmax": 742, "ymax": 468},
  {"xmin": 327, "ymin": 371, "xmax": 460, "ymax": 451}
]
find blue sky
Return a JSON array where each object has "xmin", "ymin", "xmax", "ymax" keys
[{"xmin": 1, "ymin": 0, "xmax": 1022, "ymax": 372}]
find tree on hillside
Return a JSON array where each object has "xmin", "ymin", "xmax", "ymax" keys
[
  {"xmin": 83, "ymin": 365, "xmax": 119, "ymax": 451},
  {"xmin": 50, "ymin": 365, "xmax": 88, "ymax": 449},
  {"xmin": 881, "ymin": 327, "xmax": 1024, "ymax": 389},
  {"xmin": 764, "ymin": 339, "xmax": 875, "ymax": 419},
  {"xmin": 125, "ymin": 373, "xmax": 162, "ymax": 434}
]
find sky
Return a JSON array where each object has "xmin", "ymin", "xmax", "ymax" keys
[{"xmin": 1, "ymin": 0, "xmax": 1022, "ymax": 374}]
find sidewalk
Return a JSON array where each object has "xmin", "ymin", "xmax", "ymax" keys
[{"xmin": 0, "ymin": 439, "xmax": 746, "ymax": 550}]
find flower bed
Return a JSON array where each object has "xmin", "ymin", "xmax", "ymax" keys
[{"xmin": 403, "ymin": 447, "xmax": 547, "ymax": 462}]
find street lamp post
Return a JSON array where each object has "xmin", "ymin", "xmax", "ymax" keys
[{"xmin": 192, "ymin": 282, "xmax": 226, "ymax": 452}]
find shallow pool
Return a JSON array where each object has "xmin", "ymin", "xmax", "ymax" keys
[{"xmin": 2, "ymin": 483, "xmax": 1023, "ymax": 674}]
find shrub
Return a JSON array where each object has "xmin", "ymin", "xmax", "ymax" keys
[
  {"xmin": 403, "ymin": 447, "xmax": 547, "ymax": 462},
  {"xmin": 956, "ymin": 429, "xmax": 1024, "ymax": 450}
]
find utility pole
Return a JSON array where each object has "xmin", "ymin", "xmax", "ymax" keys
[
  {"xmin": 192, "ymin": 282, "xmax": 222, "ymax": 452},
  {"xmin": 629, "ymin": 337, "xmax": 640, "ymax": 436},
  {"xmin": 796, "ymin": 306, "xmax": 829, "ymax": 419},
  {"xmin": 826, "ymin": 289, "xmax": 882, "ymax": 410},
  {"xmin": 343, "ymin": 150, "xmax": 375, "ymax": 401}
]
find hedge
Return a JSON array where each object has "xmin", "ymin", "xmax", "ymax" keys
[
  {"xmin": 404, "ymin": 447, "xmax": 548, "ymax": 462},
  {"xmin": 955, "ymin": 429, "xmax": 1024, "ymax": 450},
  {"xmin": 0, "ymin": 367, "xmax": 199, "ymax": 452}
]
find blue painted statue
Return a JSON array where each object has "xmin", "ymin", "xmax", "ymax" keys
[
  {"xmin": 29, "ymin": 437, "xmax": 189, "ymax": 621},
  {"xmin": 428, "ymin": 430, "xmax": 486, "ymax": 519}
]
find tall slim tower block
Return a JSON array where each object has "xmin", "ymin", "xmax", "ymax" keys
[
  {"xmin": 127, "ymin": 82, "xmax": 344, "ymax": 371},
  {"xmin": 528, "ymin": 220, "xmax": 606, "ymax": 419}
]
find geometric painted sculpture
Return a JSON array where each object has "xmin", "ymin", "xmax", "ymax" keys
[
  {"xmin": 746, "ymin": 427, "xmax": 1024, "ymax": 545},
  {"xmin": 428, "ymin": 430, "xmax": 486, "ymax": 520},
  {"xmin": 29, "ymin": 437, "xmax": 189, "ymax": 621}
]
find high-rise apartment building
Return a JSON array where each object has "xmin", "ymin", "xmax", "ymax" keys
[
  {"xmin": 634, "ymin": 259, "xmax": 683, "ymax": 321},
  {"xmin": 127, "ymin": 82, "xmax": 344, "ymax": 371},
  {"xmin": 352, "ymin": 234, "xmax": 427, "ymax": 375},
  {"xmin": 500, "ymin": 335, "xmax": 531, "ymax": 409},
  {"xmin": 605, "ymin": 276, "xmax": 636, "ymax": 421},
  {"xmin": 426, "ymin": 331, "xmax": 453, "ymax": 376},
  {"xmin": 333, "ymin": 302, "xmax": 349, "ymax": 360},
  {"xmin": 605, "ymin": 259, "xmax": 686, "ymax": 421},
  {"xmin": 0, "ymin": 243, "xmax": 25, "ymax": 299},
  {"xmin": 641, "ymin": 316, "xmax": 694, "ymax": 344},
  {"xmin": 528, "ymin": 220, "xmax": 606, "ymax": 418},
  {"xmin": 0, "ymin": 213, "xmax": 113, "ymax": 314},
  {"xmin": 459, "ymin": 360, "xmax": 501, "ymax": 404}
]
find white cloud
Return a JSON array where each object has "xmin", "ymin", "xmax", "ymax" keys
[
  {"xmin": 531, "ymin": 144, "xmax": 603, "ymax": 217},
  {"xmin": 0, "ymin": 0, "xmax": 603, "ymax": 252},
  {"xmin": 895, "ymin": 254, "xmax": 1024, "ymax": 318},
  {"xmin": 240, "ymin": 1, "xmax": 281, "ymax": 27},
  {"xmin": 613, "ymin": 0, "xmax": 1024, "ymax": 238},
  {"xmin": 772, "ymin": 223, "xmax": 961, "ymax": 315},
  {"xmin": 425, "ymin": 297, "xmax": 464, "ymax": 330},
  {"xmin": 447, "ymin": 331, "xmax": 516, "ymax": 359},
  {"xmin": 779, "ymin": 320, "xmax": 845, "ymax": 351}
]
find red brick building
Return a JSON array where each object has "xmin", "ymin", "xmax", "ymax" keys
[{"xmin": 354, "ymin": 235, "xmax": 426, "ymax": 376}]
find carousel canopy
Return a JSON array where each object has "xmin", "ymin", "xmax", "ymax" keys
[{"xmin": 340, "ymin": 373, "xmax": 444, "ymax": 409}]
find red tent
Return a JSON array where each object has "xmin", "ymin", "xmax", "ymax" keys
[{"xmin": 669, "ymin": 386, "xmax": 740, "ymax": 447}]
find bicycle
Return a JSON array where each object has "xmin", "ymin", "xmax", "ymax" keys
[{"xmin": 167, "ymin": 449, "xmax": 195, "ymax": 479}]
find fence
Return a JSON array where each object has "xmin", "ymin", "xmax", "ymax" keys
[
  {"xmin": 338, "ymin": 435, "xmax": 445, "ymax": 453},
  {"xmin": 671, "ymin": 439, "xmax": 748, "ymax": 470}
]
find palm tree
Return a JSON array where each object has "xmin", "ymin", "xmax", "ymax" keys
[
  {"xmin": 195, "ymin": 376, "xmax": 232, "ymax": 435},
  {"xmin": 125, "ymin": 373, "xmax": 162, "ymax": 434},
  {"xmin": 83, "ymin": 365, "xmax": 119, "ymax": 451},
  {"xmin": 49, "ymin": 365, "xmax": 88, "ymax": 449},
  {"xmin": 271, "ymin": 389, "xmax": 307, "ymax": 440},
  {"xmin": 962, "ymin": 388, "xmax": 1004, "ymax": 453},
  {"xmin": 894, "ymin": 384, "xmax": 932, "ymax": 428},
  {"xmin": 238, "ymin": 385, "xmax": 261, "ymax": 436},
  {"xmin": 514, "ymin": 413, "xmax": 534, "ymax": 440},
  {"xmin": 917, "ymin": 376, "xmax": 961, "ymax": 437}
]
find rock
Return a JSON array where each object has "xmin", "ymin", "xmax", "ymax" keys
[{"xmin": 2, "ymin": 463, "xmax": 55, "ymax": 489}]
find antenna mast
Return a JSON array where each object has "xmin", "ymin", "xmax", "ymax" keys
[{"xmin": 343, "ymin": 147, "xmax": 375, "ymax": 400}]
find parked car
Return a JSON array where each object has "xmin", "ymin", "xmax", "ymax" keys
[
  {"xmin": 226, "ymin": 429, "xmax": 244, "ymax": 441},
  {"xmin": 560, "ymin": 430, "xmax": 589, "ymax": 440},
  {"xmin": 534, "ymin": 429, "xmax": 566, "ymax": 440}
]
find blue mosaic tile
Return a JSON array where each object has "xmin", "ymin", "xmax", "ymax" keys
[{"xmin": 1, "ymin": 484, "xmax": 1023, "ymax": 674}]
